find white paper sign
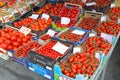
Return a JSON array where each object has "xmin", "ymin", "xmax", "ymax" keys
[
  {"xmin": 118, "ymin": 18, "xmax": 120, "ymax": 24},
  {"xmin": 110, "ymin": 4, "xmax": 116, "ymax": 8},
  {"xmin": 101, "ymin": 33, "xmax": 113, "ymax": 43},
  {"xmin": 30, "ymin": 14, "xmax": 39, "ymax": 19},
  {"xmin": 46, "ymin": 29, "xmax": 56, "ymax": 37},
  {"xmin": 19, "ymin": 26, "xmax": 31, "ymax": 36},
  {"xmin": 72, "ymin": 30, "xmax": 85, "ymax": 35},
  {"xmin": 92, "ymin": 9, "xmax": 96, "ymax": 12},
  {"xmin": 61, "ymin": 17, "xmax": 70, "ymax": 25},
  {"xmin": 82, "ymin": 0, "xmax": 86, "ymax": 3},
  {"xmin": 86, "ymin": 2, "xmax": 96, "ymax": 6},
  {"xmin": 89, "ymin": 33, "xmax": 96, "ymax": 37},
  {"xmin": 41, "ymin": 13, "xmax": 50, "ymax": 20},
  {"xmin": 101, "ymin": 16, "xmax": 107, "ymax": 22},
  {"xmin": 52, "ymin": 42, "xmax": 69, "ymax": 54},
  {"xmin": 95, "ymin": 52, "xmax": 100, "ymax": 62},
  {"xmin": 73, "ymin": 47, "xmax": 82, "ymax": 54}
]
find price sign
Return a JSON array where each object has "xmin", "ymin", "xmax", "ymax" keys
[
  {"xmin": 46, "ymin": 29, "xmax": 56, "ymax": 37},
  {"xmin": 30, "ymin": 14, "xmax": 39, "ymax": 19},
  {"xmin": 110, "ymin": 4, "xmax": 116, "ymax": 8},
  {"xmin": 41, "ymin": 13, "xmax": 50, "ymax": 20},
  {"xmin": 19, "ymin": 26, "xmax": 31, "ymax": 36},
  {"xmin": 118, "ymin": 18, "xmax": 120, "ymax": 24},
  {"xmin": 101, "ymin": 16, "xmax": 107, "ymax": 22},
  {"xmin": 86, "ymin": 2, "xmax": 96, "ymax": 6},
  {"xmin": 52, "ymin": 42, "xmax": 69, "ymax": 54},
  {"xmin": 82, "ymin": 0, "xmax": 86, "ymax": 3},
  {"xmin": 61, "ymin": 17, "xmax": 70, "ymax": 25},
  {"xmin": 73, "ymin": 47, "xmax": 82, "ymax": 54},
  {"xmin": 72, "ymin": 30, "xmax": 85, "ymax": 35},
  {"xmin": 101, "ymin": 33, "xmax": 113, "ymax": 43}
]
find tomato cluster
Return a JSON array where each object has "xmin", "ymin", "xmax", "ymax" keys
[
  {"xmin": 50, "ymin": 3, "xmax": 63, "ymax": 16},
  {"xmin": 14, "ymin": 17, "xmax": 36, "ymax": 28},
  {"xmin": 33, "ymin": 3, "xmax": 53, "ymax": 14},
  {"xmin": 93, "ymin": 0, "xmax": 111, "ymax": 7},
  {"xmin": 56, "ymin": 20, "xmax": 76, "ymax": 28},
  {"xmin": 95, "ymin": 21, "xmax": 120, "ymax": 36},
  {"xmin": 60, "ymin": 52, "xmax": 99, "ymax": 78},
  {"xmin": 30, "ymin": 18, "xmax": 53, "ymax": 31},
  {"xmin": 36, "ymin": 40, "xmax": 63, "ymax": 59},
  {"xmin": 108, "ymin": 7, "xmax": 120, "ymax": 22},
  {"xmin": 59, "ymin": 6, "xmax": 79, "ymax": 20},
  {"xmin": 0, "ymin": 28, "xmax": 32, "ymax": 51},
  {"xmin": 40, "ymin": 34, "xmax": 51, "ymax": 41},
  {"xmin": 77, "ymin": 17, "xmax": 99, "ymax": 30},
  {"xmin": 59, "ymin": 29, "xmax": 86, "ymax": 42},
  {"xmin": 82, "ymin": 36, "xmax": 111, "ymax": 55},
  {"xmin": 16, "ymin": 42, "xmax": 41, "ymax": 57}
]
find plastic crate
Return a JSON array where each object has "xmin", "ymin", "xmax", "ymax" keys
[
  {"xmin": 53, "ymin": 27, "xmax": 89, "ymax": 46},
  {"xmin": 28, "ymin": 62, "xmax": 54, "ymax": 80},
  {"xmin": 54, "ymin": 54, "xmax": 105, "ymax": 80}
]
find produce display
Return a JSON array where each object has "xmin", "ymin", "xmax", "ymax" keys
[
  {"xmin": 16, "ymin": 41, "xmax": 41, "ymax": 57},
  {"xmin": 50, "ymin": 3, "xmax": 63, "ymax": 16},
  {"xmin": 29, "ymin": 18, "xmax": 53, "ymax": 31},
  {"xmin": 108, "ymin": 7, "xmax": 120, "ymax": 22},
  {"xmin": 13, "ymin": 17, "xmax": 36, "ymax": 28},
  {"xmin": 35, "ymin": 40, "xmax": 67, "ymax": 59},
  {"xmin": 95, "ymin": 21, "xmax": 120, "ymax": 36},
  {"xmin": 0, "ymin": 28, "xmax": 32, "ymax": 51},
  {"xmin": 58, "ymin": 29, "xmax": 86, "ymax": 42},
  {"xmin": 81, "ymin": 36, "xmax": 112, "ymax": 55},
  {"xmin": 0, "ymin": 0, "xmax": 119, "ymax": 80},
  {"xmin": 60, "ymin": 52, "xmax": 99, "ymax": 78},
  {"xmin": 76, "ymin": 17, "xmax": 99, "ymax": 30}
]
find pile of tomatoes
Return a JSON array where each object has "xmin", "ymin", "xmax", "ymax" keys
[
  {"xmin": 77, "ymin": 17, "xmax": 99, "ymax": 30},
  {"xmin": 60, "ymin": 52, "xmax": 99, "ymax": 78},
  {"xmin": 0, "ymin": 28, "xmax": 32, "ymax": 51},
  {"xmin": 108, "ymin": 7, "xmax": 120, "ymax": 22},
  {"xmin": 95, "ymin": 21, "xmax": 120, "ymax": 36},
  {"xmin": 50, "ymin": 3, "xmax": 63, "ymax": 16},
  {"xmin": 40, "ymin": 34, "xmax": 51, "ymax": 41},
  {"xmin": 14, "ymin": 17, "xmax": 36, "ymax": 28},
  {"xmin": 30, "ymin": 18, "xmax": 53, "ymax": 31},
  {"xmin": 59, "ymin": 29, "xmax": 86, "ymax": 42},
  {"xmin": 81, "ymin": 36, "xmax": 111, "ymax": 55},
  {"xmin": 36, "ymin": 40, "xmax": 65, "ymax": 59},
  {"xmin": 16, "ymin": 41, "xmax": 41, "ymax": 57}
]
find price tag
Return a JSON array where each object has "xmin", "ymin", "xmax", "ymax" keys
[
  {"xmin": 72, "ymin": 30, "xmax": 85, "ymax": 35},
  {"xmin": 8, "ymin": 51, "xmax": 13, "ymax": 57},
  {"xmin": 95, "ymin": 52, "xmax": 100, "ymax": 61},
  {"xmin": 73, "ymin": 47, "xmax": 82, "ymax": 54},
  {"xmin": 46, "ymin": 29, "xmax": 56, "ymax": 37},
  {"xmin": 117, "ymin": 18, "xmax": 120, "ymax": 24},
  {"xmin": 61, "ymin": 17, "xmax": 70, "ymax": 25},
  {"xmin": 92, "ymin": 9, "xmax": 96, "ymax": 12},
  {"xmin": 89, "ymin": 32, "xmax": 96, "ymax": 37},
  {"xmin": 101, "ymin": 16, "xmax": 107, "ymax": 22},
  {"xmin": 82, "ymin": 0, "xmax": 86, "ymax": 3},
  {"xmin": 19, "ymin": 26, "xmax": 31, "ymax": 36},
  {"xmin": 30, "ymin": 14, "xmax": 39, "ymax": 19},
  {"xmin": 52, "ymin": 42, "xmax": 69, "ymax": 54},
  {"xmin": 41, "ymin": 13, "xmax": 50, "ymax": 20},
  {"xmin": 86, "ymin": 2, "xmax": 96, "ymax": 6},
  {"xmin": 101, "ymin": 33, "xmax": 113, "ymax": 43},
  {"xmin": 110, "ymin": 4, "xmax": 116, "ymax": 8}
]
